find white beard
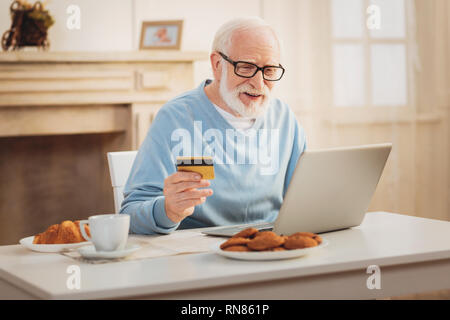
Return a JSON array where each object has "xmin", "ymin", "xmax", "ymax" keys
[{"xmin": 219, "ymin": 65, "xmax": 271, "ymax": 119}]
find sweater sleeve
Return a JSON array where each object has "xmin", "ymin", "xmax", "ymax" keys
[
  {"xmin": 282, "ymin": 114, "xmax": 307, "ymax": 198},
  {"xmin": 119, "ymin": 107, "xmax": 182, "ymax": 235}
]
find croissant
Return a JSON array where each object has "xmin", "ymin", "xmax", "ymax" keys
[{"xmin": 33, "ymin": 220, "xmax": 91, "ymax": 244}]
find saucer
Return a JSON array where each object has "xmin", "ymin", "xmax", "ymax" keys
[{"xmin": 77, "ymin": 244, "xmax": 141, "ymax": 259}]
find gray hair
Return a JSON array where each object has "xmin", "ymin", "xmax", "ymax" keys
[{"xmin": 212, "ymin": 16, "xmax": 281, "ymax": 56}]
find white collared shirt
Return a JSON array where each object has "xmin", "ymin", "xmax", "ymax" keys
[{"xmin": 212, "ymin": 104, "xmax": 255, "ymax": 131}]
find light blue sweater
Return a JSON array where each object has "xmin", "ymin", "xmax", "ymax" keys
[{"xmin": 120, "ymin": 80, "xmax": 307, "ymax": 234}]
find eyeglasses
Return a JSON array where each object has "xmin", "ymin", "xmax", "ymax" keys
[{"xmin": 218, "ymin": 52, "xmax": 285, "ymax": 81}]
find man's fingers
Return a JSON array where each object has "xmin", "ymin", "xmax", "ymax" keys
[
  {"xmin": 167, "ymin": 171, "xmax": 201, "ymax": 184},
  {"xmin": 164, "ymin": 180, "xmax": 210, "ymax": 196},
  {"xmin": 164, "ymin": 172, "xmax": 211, "ymax": 218},
  {"xmin": 175, "ymin": 189, "xmax": 213, "ymax": 201},
  {"xmin": 177, "ymin": 197, "xmax": 206, "ymax": 210},
  {"xmin": 172, "ymin": 180, "xmax": 210, "ymax": 193}
]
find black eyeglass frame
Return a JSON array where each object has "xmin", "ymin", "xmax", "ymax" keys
[{"xmin": 218, "ymin": 52, "xmax": 285, "ymax": 81}]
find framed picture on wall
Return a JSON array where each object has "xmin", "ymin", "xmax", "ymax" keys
[{"xmin": 139, "ymin": 20, "xmax": 183, "ymax": 50}]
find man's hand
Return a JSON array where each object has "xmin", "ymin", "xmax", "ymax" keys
[{"xmin": 163, "ymin": 171, "xmax": 213, "ymax": 224}]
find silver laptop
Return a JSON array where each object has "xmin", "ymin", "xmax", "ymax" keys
[{"xmin": 202, "ymin": 143, "xmax": 392, "ymax": 237}]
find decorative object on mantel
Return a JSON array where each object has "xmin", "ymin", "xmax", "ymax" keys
[
  {"xmin": 2, "ymin": 0, "xmax": 54, "ymax": 51},
  {"xmin": 139, "ymin": 20, "xmax": 183, "ymax": 50}
]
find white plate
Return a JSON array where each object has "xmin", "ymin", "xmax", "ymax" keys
[
  {"xmin": 19, "ymin": 236, "xmax": 90, "ymax": 253},
  {"xmin": 77, "ymin": 244, "xmax": 141, "ymax": 259},
  {"xmin": 211, "ymin": 238, "xmax": 329, "ymax": 261}
]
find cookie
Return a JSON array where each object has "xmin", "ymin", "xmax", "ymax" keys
[
  {"xmin": 290, "ymin": 232, "xmax": 322, "ymax": 244},
  {"xmin": 232, "ymin": 227, "xmax": 259, "ymax": 239},
  {"xmin": 284, "ymin": 235, "xmax": 318, "ymax": 249},
  {"xmin": 223, "ymin": 245, "xmax": 251, "ymax": 252},
  {"xmin": 220, "ymin": 237, "xmax": 251, "ymax": 250},
  {"xmin": 313, "ymin": 235, "xmax": 322, "ymax": 245},
  {"xmin": 253, "ymin": 231, "xmax": 278, "ymax": 239},
  {"xmin": 247, "ymin": 233, "xmax": 285, "ymax": 251}
]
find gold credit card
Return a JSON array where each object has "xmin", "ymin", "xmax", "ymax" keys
[{"xmin": 176, "ymin": 156, "xmax": 215, "ymax": 180}]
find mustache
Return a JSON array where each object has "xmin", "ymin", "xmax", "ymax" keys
[{"xmin": 235, "ymin": 84, "xmax": 270, "ymax": 96}]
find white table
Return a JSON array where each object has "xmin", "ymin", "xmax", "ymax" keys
[{"xmin": 1, "ymin": 212, "xmax": 450, "ymax": 300}]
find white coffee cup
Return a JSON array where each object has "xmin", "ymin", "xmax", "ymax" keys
[{"xmin": 79, "ymin": 214, "xmax": 130, "ymax": 252}]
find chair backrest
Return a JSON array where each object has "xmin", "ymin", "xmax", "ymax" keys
[{"xmin": 107, "ymin": 151, "xmax": 138, "ymax": 213}]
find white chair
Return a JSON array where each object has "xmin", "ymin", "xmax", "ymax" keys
[{"xmin": 107, "ymin": 151, "xmax": 138, "ymax": 213}]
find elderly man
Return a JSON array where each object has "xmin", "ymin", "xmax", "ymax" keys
[{"xmin": 120, "ymin": 17, "xmax": 306, "ymax": 234}]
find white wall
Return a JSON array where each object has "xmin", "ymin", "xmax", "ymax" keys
[
  {"xmin": 133, "ymin": 0, "xmax": 263, "ymax": 88},
  {"xmin": 0, "ymin": 0, "xmax": 133, "ymax": 51},
  {"xmin": 2, "ymin": 0, "xmax": 385, "ymax": 112},
  {"xmin": 0, "ymin": 0, "xmax": 297, "ymax": 97},
  {"xmin": 0, "ymin": 0, "xmax": 275, "ymax": 85}
]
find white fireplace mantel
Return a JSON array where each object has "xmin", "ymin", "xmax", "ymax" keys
[{"xmin": 0, "ymin": 50, "xmax": 208, "ymax": 147}]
